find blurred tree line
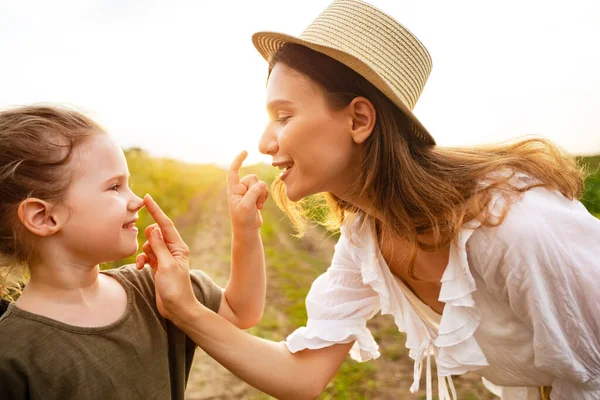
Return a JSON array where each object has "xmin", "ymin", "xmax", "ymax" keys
[{"xmin": 580, "ymin": 155, "xmax": 600, "ymax": 217}]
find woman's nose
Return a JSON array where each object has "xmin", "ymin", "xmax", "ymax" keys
[{"xmin": 258, "ymin": 126, "xmax": 278, "ymax": 156}]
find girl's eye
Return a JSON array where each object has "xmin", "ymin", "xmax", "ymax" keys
[{"xmin": 109, "ymin": 184, "xmax": 121, "ymax": 191}]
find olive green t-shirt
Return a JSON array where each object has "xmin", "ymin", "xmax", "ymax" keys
[{"xmin": 0, "ymin": 264, "xmax": 222, "ymax": 400}]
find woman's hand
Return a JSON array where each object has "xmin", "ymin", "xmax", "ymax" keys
[
  {"xmin": 135, "ymin": 194, "xmax": 196, "ymax": 320},
  {"xmin": 228, "ymin": 151, "xmax": 269, "ymax": 234}
]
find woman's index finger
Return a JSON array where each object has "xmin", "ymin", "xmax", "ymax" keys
[
  {"xmin": 143, "ymin": 194, "xmax": 183, "ymax": 243},
  {"xmin": 228, "ymin": 150, "xmax": 248, "ymax": 187}
]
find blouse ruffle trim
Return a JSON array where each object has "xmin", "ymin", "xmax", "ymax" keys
[
  {"xmin": 285, "ymin": 319, "xmax": 381, "ymax": 362},
  {"xmin": 357, "ymin": 237, "xmax": 435, "ymax": 360}
]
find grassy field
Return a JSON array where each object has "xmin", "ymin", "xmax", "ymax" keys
[{"xmin": 108, "ymin": 150, "xmax": 600, "ymax": 399}]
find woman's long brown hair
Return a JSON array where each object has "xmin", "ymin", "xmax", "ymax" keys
[{"xmin": 268, "ymin": 44, "xmax": 584, "ymax": 276}]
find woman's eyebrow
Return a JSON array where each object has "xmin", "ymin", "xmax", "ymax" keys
[{"xmin": 266, "ymin": 99, "xmax": 293, "ymax": 110}]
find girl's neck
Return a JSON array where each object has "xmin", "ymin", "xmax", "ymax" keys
[
  {"xmin": 21, "ymin": 260, "xmax": 101, "ymax": 305},
  {"xmin": 14, "ymin": 261, "xmax": 129, "ymax": 328}
]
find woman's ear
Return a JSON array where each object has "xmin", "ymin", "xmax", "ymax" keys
[
  {"xmin": 17, "ymin": 199, "xmax": 62, "ymax": 237},
  {"xmin": 348, "ymin": 97, "xmax": 376, "ymax": 144}
]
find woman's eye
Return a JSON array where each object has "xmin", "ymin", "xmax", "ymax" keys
[{"xmin": 277, "ymin": 115, "xmax": 291, "ymax": 124}]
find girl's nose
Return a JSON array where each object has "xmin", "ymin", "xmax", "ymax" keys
[
  {"xmin": 130, "ymin": 194, "xmax": 144, "ymax": 212},
  {"xmin": 258, "ymin": 126, "xmax": 279, "ymax": 156}
]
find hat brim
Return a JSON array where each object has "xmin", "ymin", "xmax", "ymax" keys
[{"xmin": 252, "ymin": 31, "xmax": 435, "ymax": 146}]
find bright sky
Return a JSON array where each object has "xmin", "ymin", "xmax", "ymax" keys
[{"xmin": 1, "ymin": 0, "xmax": 599, "ymax": 166}]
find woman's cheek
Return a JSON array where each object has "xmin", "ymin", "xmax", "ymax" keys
[{"xmin": 278, "ymin": 127, "xmax": 296, "ymax": 151}]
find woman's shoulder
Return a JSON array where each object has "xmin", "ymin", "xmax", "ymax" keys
[
  {"xmin": 467, "ymin": 174, "xmax": 599, "ymax": 283},
  {"xmin": 471, "ymin": 170, "xmax": 579, "ymax": 236},
  {"xmin": 482, "ymin": 176, "xmax": 593, "ymax": 244}
]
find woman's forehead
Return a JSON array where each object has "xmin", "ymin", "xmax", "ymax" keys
[{"xmin": 266, "ymin": 63, "xmax": 323, "ymax": 105}]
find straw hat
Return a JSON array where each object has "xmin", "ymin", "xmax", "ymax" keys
[{"xmin": 252, "ymin": 0, "xmax": 435, "ymax": 145}]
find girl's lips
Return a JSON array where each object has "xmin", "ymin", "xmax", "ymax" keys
[{"xmin": 122, "ymin": 222, "xmax": 138, "ymax": 231}]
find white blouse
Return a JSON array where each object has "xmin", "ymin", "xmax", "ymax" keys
[{"xmin": 284, "ymin": 173, "xmax": 600, "ymax": 400}]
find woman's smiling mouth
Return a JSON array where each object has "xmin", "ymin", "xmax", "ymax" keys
[{"xmin": 273, "ymin": 161, "xmax": 294, "ymax": 180}]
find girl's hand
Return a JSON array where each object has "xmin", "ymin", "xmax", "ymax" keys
[
  {"xmin": 136, "ymin": 194, "xmax": 196, "ymax": 319},
  {"xmin": 228, "ymin": 151, "xmax": 269, "ymax": 234}
]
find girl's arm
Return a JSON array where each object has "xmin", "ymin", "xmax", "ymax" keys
[
  {"xmin": 142, "ymin": 195, "xmax": 350, "ymax": 399},
  {"xmin": 218, "ymin": 151, "xmax": 268, "ymax": 329},
  {"xmin": 218, "ymin": 228, "xmax": 265, "ymax": 329}
]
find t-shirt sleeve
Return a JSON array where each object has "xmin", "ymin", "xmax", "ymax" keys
[
  {"xmin": 112, "ymin": 264, "xmax": 221, "ymax": 314},
  {"xmin": 284, "ymin": 229, "xmax": 381, "ymax": 362},
  {"xmin": 473, "ymin": 187, "xmax": 600, "ymax": 399},
  {"xmin": 190, "ymin": 269, "xmax": 222, "ymax": 314}
]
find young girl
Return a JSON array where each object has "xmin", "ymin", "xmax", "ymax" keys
[
  {"xmin": 140, "ymin": 1, "xmax": 600, "ymax": 399},
  {"xmin": 0, "ymin": 105, "xmax": 269, "ymax": 399}
]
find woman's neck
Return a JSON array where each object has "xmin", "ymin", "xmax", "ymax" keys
[{"xmin": 335, "ymin": 188, "xmax": 384, "ymax": 221}]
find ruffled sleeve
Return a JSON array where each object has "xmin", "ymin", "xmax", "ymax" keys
[
  {"xmin": 472, "ymin": 186, "xmax": 600, "ymax": 399},
  {"xmin": 284, "ymin": 227, "xmax": 382, "ymax": 362}
]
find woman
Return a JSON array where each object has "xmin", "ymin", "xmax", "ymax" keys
[{"xmin": 141, "ymin": 0, "xmax": 600, "ymax": 399}]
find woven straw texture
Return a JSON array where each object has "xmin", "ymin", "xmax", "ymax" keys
[{"xmin": 252, "ymin": 0, "xmax": 435, "ymax": 145}]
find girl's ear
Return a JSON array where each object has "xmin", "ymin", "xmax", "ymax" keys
[
  {"xmin": 348, "ymin": 97, "xmax": 377, "ymax": 144},
  {"xmin": 17, "ymin": 199, "xmax": 62, "ymax": 237}
]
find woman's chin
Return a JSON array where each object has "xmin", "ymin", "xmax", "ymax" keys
[
  {"xmin": 284, "ymin": 183, "xmax": 304, "ymax": 202},
  {"xmin": 284, "ymin": 182, "xmax": 320, "ymax": 202}
]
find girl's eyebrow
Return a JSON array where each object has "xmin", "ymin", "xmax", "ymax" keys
[{"xmin": 104, "ymin": 173, "xmax": 130, "ymax": 183}]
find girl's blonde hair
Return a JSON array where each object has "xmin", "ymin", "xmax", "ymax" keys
[
  {"xmin": 268, "ymin": 44, "xmax": 584, "ymax": 277},
  {"xmin": 0, "ymin": 105, "xmax": 102, "ymax": 301}
]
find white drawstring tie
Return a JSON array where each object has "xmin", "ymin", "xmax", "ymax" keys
[{"xmin": 410, "ymin": 339, "xmax": 457, "ymax": 400}]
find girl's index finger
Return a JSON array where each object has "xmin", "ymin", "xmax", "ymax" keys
[
  {"xmin": 227, "ymin": 150, "xmax": 248, "ymax": 187},
  {"xmin": 143, "ymin": 194, "xmax": 183, "ymax": 244}
]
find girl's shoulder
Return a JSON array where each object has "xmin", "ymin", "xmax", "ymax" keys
[
  {"xmin": 102, "ymin": 264, "xmax": 155, "ymax": 301},
  {"xmin": 0, "ymin": 298, "xmax": 9, "ymax": 317},
  {"xmin": 0, "ymin": 302, "xmax": 47, "ymax": 359}
]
